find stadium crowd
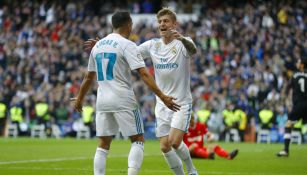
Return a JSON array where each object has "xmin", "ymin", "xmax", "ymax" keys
[{"xmin": 0, "ymin": 0, "xmax": 306, "ymax": 142}]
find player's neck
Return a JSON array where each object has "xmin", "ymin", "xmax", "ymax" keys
[
  {"xmin": 113, "ymin": 30, "xmax": 129, "ymax": 39},
  {"xmin": 162, "ymin": 36, "xmax": 174, "ymax": 45}
]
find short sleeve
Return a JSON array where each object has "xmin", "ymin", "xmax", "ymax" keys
[
  {"xmin": 124, "ymin": 42, "xmax": 145, "ymax": 70},
  {"xmin": 138, "ymin": 40, "xmax": 152, "ymax": 59},
  {"xmin": 88, "ymin": 50, "xmax": 96, "ymax": 72}
]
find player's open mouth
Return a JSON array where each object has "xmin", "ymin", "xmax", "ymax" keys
[{"xmin": 160, "ymin": 29, "xmax": 167, "ymax": 32}]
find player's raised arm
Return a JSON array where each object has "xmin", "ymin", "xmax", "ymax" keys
[
  {"xmin": 137, "ymin": 67, "xmax": 181, "ymax": 112},
  {"xmin": 83, "ymin": 37, "xmax": 100, "ymax": 52},
  {"xmin": 169, "ymin": 29, "xmax": 197, "ymax": 55},
  {"xmin": 180, "ymin": 36, "xmax": 197, "ymax": 55}
]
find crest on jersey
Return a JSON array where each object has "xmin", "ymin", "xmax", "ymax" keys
[
  {"xmin": 137, "ymin": 53, "xmax": 143, "ymax": 61},
  {"xmin": 155, "ymin": 42, "xmax": 161, "ymax": 52},
  {"xmin": 171, "ymin": 47, "xmax": 177, "ymax": 55}
]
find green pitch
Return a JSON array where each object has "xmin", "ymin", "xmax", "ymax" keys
[{"xmin": 0, "ymin": 138, "xmax": 306, "ymax": 175}]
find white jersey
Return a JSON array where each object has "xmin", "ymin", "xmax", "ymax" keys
[
  {"xmin": 88, "ymin": 33, "xmax": 145, "ymax": 112},
  {"xmin": 138, "ymin": 38, "xmax": 193, "ymax": 105}
]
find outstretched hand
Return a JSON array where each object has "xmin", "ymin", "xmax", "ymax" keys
[
  {"xmin": 161, "ymin": 95, "xmax": 181, "ymax": 112},
  {"xmin": 84, "ymin": 37, "xmax": 100, "ymax": 52},
  {"xmin": 168, "ymin": 29, "xmax": 184, "ymax": 41},
  {"xmin": 70, "ymin": 97, "xmax": 83, "ymax": 113}
]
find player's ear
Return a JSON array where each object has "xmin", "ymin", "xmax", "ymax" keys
[{"xmin": 174, "ymin": 21, "xmax": 179, "ymax": 28}]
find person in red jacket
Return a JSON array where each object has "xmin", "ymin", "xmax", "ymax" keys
[{"xmin": 183, "ymin": 112, "xmax": 239, "ymax": 160}]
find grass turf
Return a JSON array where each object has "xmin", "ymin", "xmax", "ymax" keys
[{"xmin": 0, "ymin": 138, "xmax": 306, "ymax": 175}]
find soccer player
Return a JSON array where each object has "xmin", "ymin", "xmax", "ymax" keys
[
  {"xmin": 277, "ymin": 58, "xmax": 307, "ymax": 157},
  {"xmin": 184, "ymin": 112, "xmax": 239, "ymax": 160},
  {"xmin": 84, "ymin": 8, "xmax": 198, "ymax": 175},
  {"xmin": 137, "ymin": 8, "xmax": 198, "ymax": 175},
  {"xmin": 72, "ymin": 11, "xmax": 180, "ymax": 175}
]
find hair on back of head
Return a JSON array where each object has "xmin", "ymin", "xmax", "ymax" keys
[
  {"xmin": 111, "ymin": 11, "xmax": 131, "ymax": 29},
  {"xmin": 301, "ymin": 58, "xmax": 307, "ymax": 67},
  {"xmin": 157, "ymin": 7, "xmax": 177, "ymax": 21}
]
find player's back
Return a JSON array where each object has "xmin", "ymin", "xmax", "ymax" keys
[
  {"xmin": 292, "ymin": 71, "xmax": 307, "ymax": 103},
  {"xmin": 88, "ymin": 33, "xmax": 144, "ymax": 112}
]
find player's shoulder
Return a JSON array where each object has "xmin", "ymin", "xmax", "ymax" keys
[
  {"xmin": 112, "ymin": 34, "xmax": 132, "ymax": 44},
  {"xmin": 151, "ymin": 38, "xmax": 160, "ymax": 42},
  {"xmin": 148, "ymin": 38, "xmax": 162, "ymax": 44},
  {"xmin": 139, "ymin": 38, "xmax": 161, "ymax": 50},
  {"xmin": 115, "ymin": 38, "xmax": 138, "ymax": 52},
  {"xmin": 293, "ymin": 71, "xmax": 307, "ymax": 79},
  {"xmin": 201, "ymin": 122, "xmax": 206, "ymax": 127},
  {"xmin": 124, "ymin": 39, "xmax": 137, "ymax": 47},
  {"xmin": 108, "ymin": 33, "xmax": 136, "ymax": 47},
  {"xmin": 148, "ymin": 38, "xmax": 163, "ymax": 47},
  {"xmin": 197, "ymin": 122, "xmax": 206, "ymax": 129}
]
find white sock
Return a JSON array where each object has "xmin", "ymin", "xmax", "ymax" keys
[
  {"xmin": 128, "ymin": 168, "xmax": 139, "ymax": 175},
  {"xmin": 128, "ymin": 141, "xmax": 144, "ymax": 175},
  {"xmin": 163, "ymin": 150, "xmax": 185, "ymax": 175},
  {"xmin": 175, "ymin": 142, "xmax": 197, "ymax": 174},
  {"xmin": 94, "ymin": 147, "xmax": 109, "ymax": 175}
]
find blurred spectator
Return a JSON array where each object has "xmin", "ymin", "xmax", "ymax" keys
[
  {"xmin": 234, "ymin": 107, "xmax": 247, "ymax": 142},
  {"xmin": 258, "ymin": 103, "xmax": 275, "ymax": 130},
  {"xmin": 81, "ymin": 101, "xmax": 95, "ymax": 137},
  {"xmin": 34, "ymin": 97, "xmax": 51, "ymax": 136},
  {"xmin": 9, "ymin": 97, "xmax": 24, "ymax": 135},
  {"xmin": 54, "ymin": 102, "xmax": 70, "ymax": 136},
  {"xmin": 0, "ymin": 100, "xmax": 6, "ymax": 136}
]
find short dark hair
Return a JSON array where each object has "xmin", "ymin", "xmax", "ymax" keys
[{"xmin": 111, "ymin": 11, "xmax": 131, "ymax": 29}]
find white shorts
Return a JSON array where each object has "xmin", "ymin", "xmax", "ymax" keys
[
  {"xmin": 155, "ymin": 103, "xmax": 192, "ymax": 138},
  {"xmin": 96, "ymin": 109, "xmax": 144, "ymax": 137}
]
